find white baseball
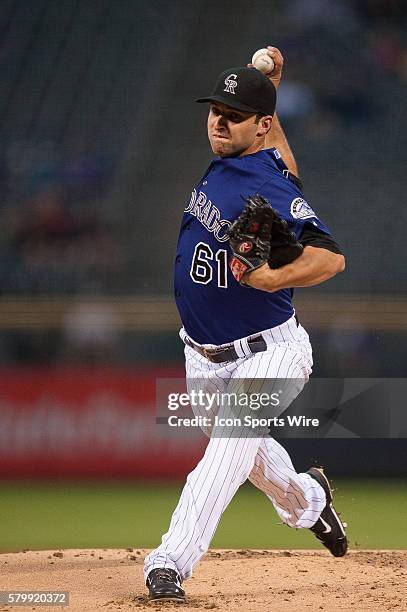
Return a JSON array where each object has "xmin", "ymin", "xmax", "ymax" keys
[{"xmin": 251, "ymin": 48, "xmax": 274, "ymax": 74}]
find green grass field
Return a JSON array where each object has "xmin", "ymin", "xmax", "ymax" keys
[{"xmin": 0, "ymin": 479, "xmax": 405, "ymax": 552}]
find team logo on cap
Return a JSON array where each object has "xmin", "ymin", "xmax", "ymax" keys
[
  {"xmin": 290, "ymin": 197, "xmax": 316, "ymax": 220},
  {"xmin": 224, "ymin": 74, "xmax": 238, "ymax": 94}
]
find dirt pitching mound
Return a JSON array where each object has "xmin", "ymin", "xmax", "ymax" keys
[{"xmin": 0, "ymin": 549, "xmax": 406, "ymax": 611}]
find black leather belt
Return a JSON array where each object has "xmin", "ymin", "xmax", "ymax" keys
[
  {"xmin": 184, "ymin": 315, "xmax": 299, "ymax": 364},
  {"xmin": 184, "ymin": 334, "xmax": 267, "ymax": 363}
]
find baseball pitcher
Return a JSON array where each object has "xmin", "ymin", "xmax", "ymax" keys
[{"xmin": 144, "ymin": 47, "xmax": 347, "ymax": 603}]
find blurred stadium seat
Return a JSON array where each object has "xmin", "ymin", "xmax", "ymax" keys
[{"xmin": 0, "ymin": 0, "xmax": 406, "ymax": 372}]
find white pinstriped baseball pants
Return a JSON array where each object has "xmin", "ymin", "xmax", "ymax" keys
[{"xmin": 144, "ymin": 315, "xmax": 326, "ymax": 581}]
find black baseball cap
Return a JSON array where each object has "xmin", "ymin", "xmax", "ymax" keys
[{"xmin": 196, "ymin": 66, "xmax": 276, "ymax": 116}]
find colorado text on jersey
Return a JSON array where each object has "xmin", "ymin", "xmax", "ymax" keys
[{"xmin": 184, "ymin": 189, "xmax": 231, "ymax": 242}]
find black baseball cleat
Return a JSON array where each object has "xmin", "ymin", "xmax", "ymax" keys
[
  {"xmin": 307, "ymin": 467, "xmax": 348, "ymax": 557},
  {"xmin": 146, "ymin": 568, "xmax": 186, "ymax": 602}
]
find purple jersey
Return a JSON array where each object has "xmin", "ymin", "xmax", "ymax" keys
[{"xmin": 174, "ymin": 148, "xmax": 331, "ymax": 345}]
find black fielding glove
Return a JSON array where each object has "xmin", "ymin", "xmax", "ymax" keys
[{"xmin": 226, "ymin": 194, "xmax": 303, "ymax": 284}]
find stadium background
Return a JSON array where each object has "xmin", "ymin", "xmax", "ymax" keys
[{"xmin": 0, "ymin": 0, "xmax": 406, "ymax": 552}]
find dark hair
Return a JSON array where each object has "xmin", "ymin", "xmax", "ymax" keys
[{"xmin": 255, "ymin": 112, "xmax": 266, "ymax": 123}]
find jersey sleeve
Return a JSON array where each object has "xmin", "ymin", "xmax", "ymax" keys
[
  {"xmin": 300, "ymin": 223, "xmax": 343, "ymax": 254},
  {"xmin": 255, "ymin": 175, "xmax": 332, "ymax": 239}
]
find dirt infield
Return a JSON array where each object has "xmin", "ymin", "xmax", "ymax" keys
[{"xmin": 0, "ymin": 549, "xmax": 406, "ymax": 611}]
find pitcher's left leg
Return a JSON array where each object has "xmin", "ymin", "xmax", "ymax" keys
[{"xmin": 144, "ymin": 424, "xmax": 263, "ymax": 583}]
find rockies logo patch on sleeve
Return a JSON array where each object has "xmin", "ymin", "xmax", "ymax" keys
[{"xmin": 290, "ymin": 197, "xmax": 316, "ymax": 220}]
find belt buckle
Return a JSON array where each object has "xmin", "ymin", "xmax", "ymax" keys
[
  {"xmin": 203, "ymin": 346, "xmax": 226, "ymax": 362},
  {"xmin": 204, "ymin": 345, "xmax": 232, "ymax": 363},
  {"xmin": 203, "ymin": 347, "xmax": 213, "ymax": 360}
]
